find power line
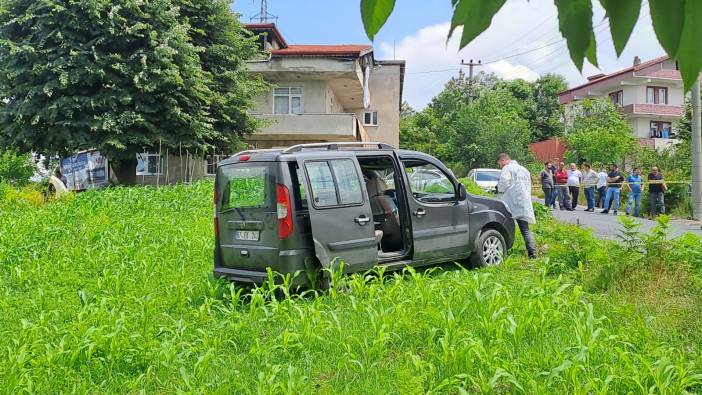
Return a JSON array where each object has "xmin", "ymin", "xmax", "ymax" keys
[{"xmin": 403, "ymin": 20, "xmax": 609, "ymax": 77}]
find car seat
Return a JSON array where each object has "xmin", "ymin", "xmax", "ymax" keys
[{"xmin": 365, "ymin": 173, "xmax": 403, "ymax": 252}]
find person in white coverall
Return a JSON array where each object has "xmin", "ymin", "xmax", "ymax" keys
[{"xmin": 497, "ymin": 153, "xmax": 537, "ymax": 259}]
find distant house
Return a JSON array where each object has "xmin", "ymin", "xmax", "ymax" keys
[
  {"xmin": 558, "ymin": 56, "xmax": 694, "ymax": 150},
  {"xmin": 244, "ymin": 23, "xmax": 405, "ymax": 149}
]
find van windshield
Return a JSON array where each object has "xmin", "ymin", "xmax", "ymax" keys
[{"xmin": 220, "ymin": 164, "xmax": 273, "ymax": 210}]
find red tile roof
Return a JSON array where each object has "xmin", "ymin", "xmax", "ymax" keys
[{"xmin": 270, "ymin": 44, "xmax": 373, "ymax": 57}]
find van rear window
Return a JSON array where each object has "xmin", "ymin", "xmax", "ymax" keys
[{"xmin": 221, "ymin": 165, "xmax": 272, "ymax": 209}]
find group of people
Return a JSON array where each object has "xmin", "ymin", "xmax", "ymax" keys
[
  {"xmin": 495, "ymin": 153, "xmax": 671, "ymax": 261},
  {"xmin": 539, "ymin": 159, "xmax": 668, "ymax": 217}
]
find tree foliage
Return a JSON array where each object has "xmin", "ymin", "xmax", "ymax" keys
[
  {"xmin": 0, "ymin": 149, "xmax": 35, "ymax": 186},
  {"xmin": 675, "ymin": 90, "xmax": 701, "ymax": 141},
  {"xmin": 400, "ymin": 72, "xmax": 539, "ymax": 173},
  {"xmin": 361, "ymin": 0, "xmax": 702, "ymax": 91},
  {"xmin": 0, "ymin": 0, "xmax": 265, "ymax": 164},
  {"xmin": 564, "ymin": 98, "xmax": 636, "ymax": 165}
]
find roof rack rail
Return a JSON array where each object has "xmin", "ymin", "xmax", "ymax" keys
[{"xmin": 282, "ymin": 142, "xmax": 394, "ymax": 154}]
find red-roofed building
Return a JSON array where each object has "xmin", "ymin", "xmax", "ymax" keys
[
  {"xmin": 558, "ymin": 56, "xmax": 695, "ymax": 150},
  {"xmin": 244, "ymin": 23, "xmax": 405, "ymax": 149}
]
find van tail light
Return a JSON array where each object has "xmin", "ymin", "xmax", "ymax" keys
[
  {"xmin": 213, "ymin": 187, "xmax": 219, "ymax": 237},
  {"xmin": 276, "ymin": 183, "xmax": 293, "ymax": 239}
]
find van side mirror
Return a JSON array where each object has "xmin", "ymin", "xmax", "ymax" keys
[{"xmin": 458, "ymin": 183, "xmax": 468, "ymax": 201}]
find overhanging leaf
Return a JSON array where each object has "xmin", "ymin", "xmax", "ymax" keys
[
  {"xmin": 554, "ymin": 0, "xmax": 595, "ymax": 71},
  {"xmin": 599, "ymin": 0, "xmax": 641, "ymax": 56},
  {"xmin": 585, "ymin": 30, "xmax": 598, "ymax": 68},
  {"xmin": 676, "ymin": 0, "xmax": 702, "ymax": 92},
  {"xmin": 649, "ymin": 0, "xmax": 685, "ymax": 57},
  {"xmin": 360, "ymin": 0, "xmax": 396, "ymax": 41},
  {"xmin": 448, "ymin": 0, "xmax": 506, "ymax": 49}
]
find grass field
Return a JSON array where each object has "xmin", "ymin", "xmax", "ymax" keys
[{"xmin": 1, "ymin": 181, "xmax": 701, "ymax": 394}]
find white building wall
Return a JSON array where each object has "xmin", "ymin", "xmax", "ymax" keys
[
  {"xmin": 352, "ymin": 63, "xmax": 402, "ymax": 147},
  {"xmin": 253, "ymin": 80, "xmax": 329, "ymax": 114}
]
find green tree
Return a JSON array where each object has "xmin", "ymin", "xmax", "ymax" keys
[
  {"xmin": 531, "ymin": 73, "xmax": 568, "ymax": 141},
  {"xmin": 565, "ymin": 98, "xmax": 636, "ymax": 165},
  {"xmin": 453, "ymin": 88, "xmax": 532, "ymax": 169},
  {"xmin": 0, "ymin": 0, "xmax": 264, "ymax": 183},
  {"xmin": 675, "ymin": 90, "xmax": 701, "ymax": 140},
  {"xmin": 0, "ymin": 149, "xmax": 35, "ymax": 186},
  {"xmin": 361, "ymin": 0, "xmax": 702, "ymax": 92}
]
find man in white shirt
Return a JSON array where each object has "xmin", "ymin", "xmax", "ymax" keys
[
  {"xmin": 497, "ymin": 153, "xmax": 537, "ymax": 259},
  {"xmin": 567, "ymin": 163, "xmax": 583, "ymax": 209},
  {"xmin": 581, "ymin": 162, "xmax": 599, "ymax": 212},
  {"xmin": 596, "ymin": 166, "xmax": 608, "ymax": 208}
]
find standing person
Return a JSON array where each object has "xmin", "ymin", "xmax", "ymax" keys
[
  {"xmin": 539, "ymin": 162, "xmax": 555, "ymax": 208},
  {"xmin": 554, "ymin": 162, "xmax": 572, "ymax": 211},
  {"xmin": 548, "ymin": 159, "xmax": 559, "ymax": 209},
  {"xmin": 625, "ymin": 167, "xmax": 643, "ymax": 217},
  {"xmin": 497, "ymin": 153, "xmax": 537, "ymax": 259},
  {"xmin": 596, "ymin": 165, "xmax": 608, "ymax": 208},
  {"xmin": 601, "ymin": 164, "xmax": 624, "ymax": 215},
  {"xmin": 567, "ymin": 162, "xmax": 582, "ymax": 209},
  {"xmin": 581, "ymin": 163, "xmax": 598, "ymax": 212},
  {"xmin": 648, "ymin": 166, "xmax": 667, "ymax": 217}
]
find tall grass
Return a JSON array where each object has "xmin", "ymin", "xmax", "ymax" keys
[{"xmin": 1, "ymin": 181, "xmax": 701, "ymax": 393}]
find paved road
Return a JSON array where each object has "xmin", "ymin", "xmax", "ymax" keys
[{"xmin": 543, "ymin": 203, "xmax": 702, "ymax": 240}]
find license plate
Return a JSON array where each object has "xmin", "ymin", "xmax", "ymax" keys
[{"xmin": 234, "ymin": 230, "xmax": 259, "ymax": 241}]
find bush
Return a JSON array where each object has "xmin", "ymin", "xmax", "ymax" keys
[
  {"xmin": 0, "ymin": 149, "xmax": 35, "ymax": 186},
  {"xmin": 0, "ymin": 183, "xmax": 45, "ymax": 207}
]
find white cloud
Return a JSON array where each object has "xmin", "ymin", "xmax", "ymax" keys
[{"xmin": 379, "ymin": 0, "xmax": 664, "ymax": 109}]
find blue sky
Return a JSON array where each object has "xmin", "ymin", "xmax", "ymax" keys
[
  {"xmin": 233, "ymin": 1, "xmax": 666, "ymax": 109},
  {"xmin": 232, "ymin": 0, "xmax": 452, "ymax": 46}
]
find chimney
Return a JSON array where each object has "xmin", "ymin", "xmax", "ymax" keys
[{"xmin": 633, "ymin": 56, "xmax": 641, "ymax": 66}]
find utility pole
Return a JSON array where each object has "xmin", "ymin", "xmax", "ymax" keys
[
  {"xmin": 460, "ymin": 59, "xmax": 482, "ymax": 103},
  {"xmin": 691, "ymin": 78, "xmax": 701, "ymax": 221},
  {"xmin": 251, "ymin": 0, "xmax": 277, "ymax": 23}
]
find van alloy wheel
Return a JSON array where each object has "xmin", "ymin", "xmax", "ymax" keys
[{"xmin": 482, "ymin": 235, "xmax": 504, "ymax": 265}]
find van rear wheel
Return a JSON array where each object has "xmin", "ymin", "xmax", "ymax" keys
[{"xmin": 470, "ymin": 229, "xmax": 506, "ymax": 267}]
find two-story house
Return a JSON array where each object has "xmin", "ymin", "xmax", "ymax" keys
[
  {"xmin": 559, "ymin": 56, "xmax": 689, "ymax": 150},
  {"xmin": 244, "ymin": 23, "xmax": 405, "ymax": 149}
]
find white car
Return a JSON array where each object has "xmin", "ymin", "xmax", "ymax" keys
[{"xmin": 466, "ymin": 168, "xmax": 502, "ymax": 193}]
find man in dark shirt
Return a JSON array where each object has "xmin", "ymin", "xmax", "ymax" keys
[
  {"xmin": 601, "ymin": 164, "xmax": 624, "ymax": 215},
  {"xmin": 648, "ymin": 166, "xmax": 667, "ymax": 217},
  {"xmin": 540, "ymin": 162, "xmax": 555, "ymax": 208}
]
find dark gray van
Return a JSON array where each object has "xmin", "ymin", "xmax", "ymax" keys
[{"xmin": 213, "ymin": 143, "xmax": 515, "ymax": 286}]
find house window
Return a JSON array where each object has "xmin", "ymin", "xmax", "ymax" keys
[
  {"xmin": 646, "ymin": 86, "xmax": 668, "ymax": 104},
  {"xmin": 136, "ymin": 153, "xmax": 164, "ymax": 176},
  {"xmin": 608, "ymin": 90, "xmax": 623, "ymax": 107},
  {"xmin": 363, "ymin": 111, "xmax": 378, "ymax": 126},
  {"xmin": 204, "ymin": 154, "xmax": 228, "ymax": 176},
  {"xmin": 650, "ymin": 121, "xmax": 671, "ymax": 139},
  {"xmin": 273, "ymin": 87, "xmax": 303, "ymax": 114}
]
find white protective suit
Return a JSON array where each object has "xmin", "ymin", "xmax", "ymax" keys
[{"xmin": 497, "ymin": 160, "xmax": 536, "ymax": 224}]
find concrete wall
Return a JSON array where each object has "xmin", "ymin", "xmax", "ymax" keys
[
  {"xmin": 253, "ymin": 80, "xmax": 329, "ymax": 114},
  {"xmin": 352, "ymin": 63, "xmax": 402, "ymax": 147}
]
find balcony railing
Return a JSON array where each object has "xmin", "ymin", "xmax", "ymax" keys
[
  {"xmin": 251, "ymin": 113, "xmax": 365, "ymax": 141},
  {"xmin": 618, "ymin": 104, "xmax": 684, "ymax": 117}
]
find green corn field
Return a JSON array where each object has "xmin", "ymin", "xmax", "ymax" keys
[{"xmin": 1, "ymin": 181, "xmax": 701, "ymax": 394}]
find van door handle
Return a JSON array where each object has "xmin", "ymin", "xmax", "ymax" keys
[
  {"xmin": 413, "ymin": 208, "xmax": 426, "ymax": 218},
  {"xmin": 354, "ymin": 215, "xmax": 371, "ymax": 226}
]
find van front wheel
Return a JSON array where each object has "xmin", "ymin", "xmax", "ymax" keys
[{"xmin": 469, "ymin": 229, "xmax": 506, "ymax": 267}]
